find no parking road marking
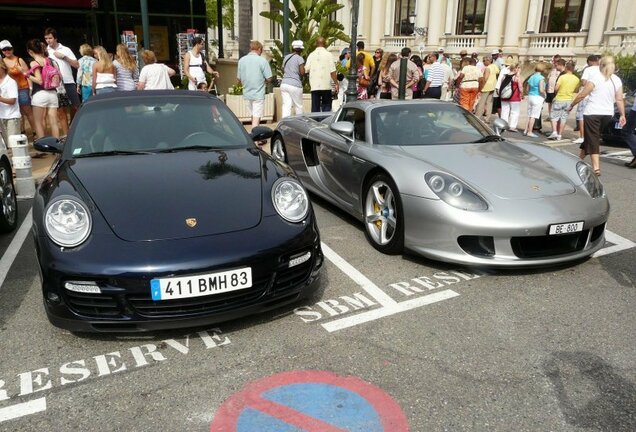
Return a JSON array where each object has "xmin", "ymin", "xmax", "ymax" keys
[{"xmin": 210, "ymin": 370, "xmax": 409, "ymax": 432}]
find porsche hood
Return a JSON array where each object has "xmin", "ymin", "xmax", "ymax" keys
[
  {"xmin": 70, "ymin": 149, "xmax": 263, "ymax": 241},
  {"xmin": 398, "ymin": 141, "xmax": 576, "ymax": 199}
]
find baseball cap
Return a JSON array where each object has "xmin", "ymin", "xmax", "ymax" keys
[
  {"xmin": 459, "ymin": 49, "xmax": 467, "ymax": 55},
  {"xmin": 291, "ymin": 40, "xmax": 304, "ymax": 49},
  {"xmin": 0, "ymin": 40, "xmax": 12, "ymax": 50},
  {"xmin": 491, "ymin": 49, "xmax": 499, "ymax": 55},
  {"xmin": 341, "ymin": 47, "xmax": 350, "ymax": 56},
  {"xmin": 438, "ymin": 48, "xmax": 444, "ymax": 53}
]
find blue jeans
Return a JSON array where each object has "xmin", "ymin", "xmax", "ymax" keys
[{"xmin": 624, "ymin": 109, "xmax": 636, "ymax": 156}]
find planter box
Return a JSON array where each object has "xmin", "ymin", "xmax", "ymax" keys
[
  {"xmin": 273, "ymin": 87, "xmax": 342, "ymax": 121},
  {"xmin": 224, "ymin": 93, "xmax": 275, "ymax": 123}
]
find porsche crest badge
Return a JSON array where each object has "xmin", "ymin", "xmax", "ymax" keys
[{"xmin": 185, "ymin": 218, "xmax": 197, "ymax": 228}]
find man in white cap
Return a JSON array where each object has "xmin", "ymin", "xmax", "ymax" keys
[{"xmin": 280, "ymin": 40, "xmax": 305, "ymax": 118}]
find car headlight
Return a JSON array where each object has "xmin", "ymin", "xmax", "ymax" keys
[
  {"xmin": 45, "ymin": 197, "xmax": 92, "ymax": 247},
  {"xmin": 272, "ymin": 178, "xmax": 309, "ymax": 222},
  {"xmin": 425, "ymin": 172, "xmax": 488, "ymax": 211},
  {"xmin": 576, "ymin": 162, "xmax": 604, "ymax": 198}
]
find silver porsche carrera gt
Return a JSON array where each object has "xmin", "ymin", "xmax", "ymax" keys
[{"xmin": 271, "ymin": 100, "xmax": 609, "ymax": 267}]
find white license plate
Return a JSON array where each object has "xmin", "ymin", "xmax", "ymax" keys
[
  {"xmin": 548, "ymin": 221, "xmax": 584, "ymax": 235},
  {"xmin": 150, "ymin": 267, "xmax": 252, "ymax": 301}
]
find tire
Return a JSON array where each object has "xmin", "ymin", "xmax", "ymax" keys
[
  {"xmin": 0, "ymin": 159, "xmax": 17, "ymax": 233},
  {"xmin": 271, "ymin": 134, "xmax": 287, "ymax": 163},
  {"xmin": 363, "ymin": 173, "xmax": 404, "ymax": 255}
]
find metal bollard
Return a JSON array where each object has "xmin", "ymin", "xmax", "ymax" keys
[{"xmin": 8, "ymin": 134, "xmax": 36, "ymax": 199}]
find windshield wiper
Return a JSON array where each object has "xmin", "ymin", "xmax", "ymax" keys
[
  {"xmin": 154, "ymin": 145, "xmax": 218, "ymax": 153},
  {"xmin": 473, "ymin": 135, "xmax": 504, "ymax": 143},
  {"xmin": 75, "ymin": 150, "xmax": 153, "ymax": 158}
]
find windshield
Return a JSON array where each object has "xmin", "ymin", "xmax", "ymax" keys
[
  {"xmin": 68, "ymin": 96, "xmax": 252, "ymax": 157},
  {"xmin": 371, "ymin": 103, "xmax": 491, "ymax": 146}
]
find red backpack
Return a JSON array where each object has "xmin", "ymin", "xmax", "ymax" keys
[
  {"xmin": 40, "ymin": 58, "xmax": 62, "ymax": 90},
  {"xmin": 28, "ymin": 58, "xmax": 62, "ymax": 90}
]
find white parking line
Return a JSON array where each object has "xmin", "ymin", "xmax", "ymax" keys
[
  {"xmin": 320, "ymin": 242, "xmax": 397, "ymax": 307},
  {"xmin": 594, "ymin": 230, "xmax": 636, "ymax": 258},
  {"xmin": 0, "ymin": 397, "xmax": 46, "ymax": 423},
  {"xmin": 0, "ymin": 209, "xmax": 32, "ymax": 290},
  {"xmin": 322, "ymin": 290, "xmax": 460, "ymax": 333}
]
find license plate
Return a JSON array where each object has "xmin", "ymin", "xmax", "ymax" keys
[
  {"xmin": 548, "ymin": 221, "xmax": 584, "ymax": 235},
  {"xmin": 150, "ymin": 267, "xmax": 252, "ymax": 301}
]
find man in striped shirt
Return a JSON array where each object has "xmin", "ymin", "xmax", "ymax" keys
[{"xmin": 423, "ymin": 52, "xmax": 446, "ymax": 99}]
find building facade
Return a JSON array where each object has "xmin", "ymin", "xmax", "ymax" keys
[{"xmin": 219, "ymin": 0, "xmax": 636, "ymax": 64}]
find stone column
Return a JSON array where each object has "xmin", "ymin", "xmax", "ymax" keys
[
  {"xmin": 586, "ymin": 0, "xmax": 610, "ymax": 46},
  {"xmin": 486, "ymin": 0, "xmax": 507, "ymax": 49},
  {"xmin": 415, "ymin": 0, "xmax": 430, "ymax": 32},
  {"xmin": 613, "ymin": 0, "xmax": 632, "ymax": 30},
  {"xmin": 427, "ymin": 0, "xmax": 447, "ymax": 48},
  {"xmin": 525, "ymin": 0, "xmax": 541, "ymax": 33},
  {"xmin": 503, "ymin": 0, "xmax": 528, "ymax": 51},
  {"xmin": 579, "ymin": 0, "xmax": 594, "ymax": 31},
  {"xmin": 360, "ymin": 0, "xmax": 372, "ymax": 40},
  {"xmin": 369, "ymin": 0, "xmax": 386, "ymax": 46},
  {"xmin": 444, "ymin": 0, "xmax": 459, "ymax": 35}
]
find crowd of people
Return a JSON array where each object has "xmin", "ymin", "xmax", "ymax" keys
[
  {"xmin": 274, "ymin": 38, "xmax": 632, "ymax": 174},
  {"xmin": 0, "ymin": 29, "xmax": 221, "ymax": 150}
]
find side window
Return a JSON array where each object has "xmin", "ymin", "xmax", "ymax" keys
[{"xmin": 340, "ymin": 108, "xmax": 366, "ymax": 141}]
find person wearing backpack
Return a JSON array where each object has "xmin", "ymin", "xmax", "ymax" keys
[
  {"xmin": 25, "ymin": 39, "xmax": 59, "ymax": 140},
  {"xmin": 499, "ymin": 62, "xmax": 523, "ymax": 132}
]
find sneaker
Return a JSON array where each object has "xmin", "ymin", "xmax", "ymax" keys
[
  {"xmin": 573, "ymin": 137, "xmax": 584, "ymax": 144},
  {"xmin": 547, "ymin": 131, "xmax": 559, "ymax": 139},
  {"xmin": 526, "ymin": 132, "xmax": 539, "ymax": 138},
  {"xmin": 522, "ymin": 131, "xmax": 528, "ymax": 136}
]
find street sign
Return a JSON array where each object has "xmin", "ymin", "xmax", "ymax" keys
[{"xmin": 210, "ymin": 370, "xmax": 410, "ymax": 431}]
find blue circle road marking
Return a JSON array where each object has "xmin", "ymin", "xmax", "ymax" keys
[{"xmin": 210, "ymin": 370, "xmax": 410, "ymax": 432}]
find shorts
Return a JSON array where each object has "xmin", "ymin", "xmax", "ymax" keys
[
  {"xmin": 18, "ymin": 88, "xmax": 31, "ymax": 106},
  {"xmin": 545, "ymin": 92, "xmax": 555, "ymax": 103},
  {"xmin": 575, "ymin": 98, "xmax": 588, "ymax": 121},
  {"xmin": 581, "ymin": 115, "xmax": 612, "ymax": 155},
  {"xmin": 549, "ymin": 100, "xmax": 572, "ymax": 122},
  {"xmin": 527, "ymin": 95, "xmax": 545, "ymax": 119},
  {"xmin": 31, "ymin": 89, "xmax": 59, "ymax": 108},
  {"xmin": 244, "ymin": 98, "xmax": 264, "ymax": 118},
  {"xmin": 64, "ymin": 83, "xmax": 81, "ymax": 108}
]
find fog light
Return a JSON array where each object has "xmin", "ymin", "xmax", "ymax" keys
[
  {"xmin": 64, "ymin": 281, "xmax": 101, "ymax": 294},
  {"xmin": 288, "ymin": 251, "xmax": 311, "ymax": 268},
  {"xmin": 47, "ymin": 292, "xmax": 60, "ymax": 303}
]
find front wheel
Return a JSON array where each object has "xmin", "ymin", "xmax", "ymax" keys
[
  {"xmin": 363, "ymin": 173, "xmax": 404, "ymax": 255},
  {"xmin": 271, "ymin": 134, "xmax": 287, "ymax": 163},
  {"xmin": 0, "ymin": 159, "xmax": 17, "ymax": 233}
]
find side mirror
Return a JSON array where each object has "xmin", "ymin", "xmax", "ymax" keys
[
  {"xmin": 34, "ymin": 136, "xmax": 63, "ymax": 154},
  {"xmin": 330, "ymin": 121, "xmax": 354, "ymax": 137},
  {"xmin": 250, "ymin": 126, "xmax": 274, "ymax": 142},
  {"xmin": 492, "ymin": 118, "xmax": 509, "ymax": 136}
]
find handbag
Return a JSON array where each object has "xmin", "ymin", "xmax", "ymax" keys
[{"xmin": 358, "ymin": 77, "xmax": 370, "ymax": 88}]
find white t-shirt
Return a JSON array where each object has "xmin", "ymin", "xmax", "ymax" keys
[
  {"xmin": 0, "ymin": 75, "xmax": 20, "ymax": 120},
  {"xmin": 47, "ymin": 43, "xmax": 77, "ymax": 84},
  {"xmin": 581, "ymin": 65, "xmax": 600, "ymax": 83},
  {"xmin": 583, "ymin": 74, "xmax": 622, "ymax": 116},
  {"xmin": 139, "ymin": 63, "xmax": 174, "ymax": 90}
]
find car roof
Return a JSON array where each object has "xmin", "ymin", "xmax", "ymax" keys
[
  {"xmin": 344, "ymin": 98, "xmax": 450, "ymax": 110},
  {"xmin": 84, "ymin": 90, "xmax": 219, "ymax": 105}
]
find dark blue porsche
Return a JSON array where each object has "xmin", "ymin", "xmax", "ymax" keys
[{"xmin": 32, "ymin": 91, "xmax": 323, "ymax": 332}]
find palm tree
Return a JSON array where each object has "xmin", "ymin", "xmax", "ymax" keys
[{"xmin": 260, "ymin": 0, "xmax": 350, "ymax": 77}]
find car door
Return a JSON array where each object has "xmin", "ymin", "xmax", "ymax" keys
[{"xmin": 310, "ymin": 107, "xmax": 366, "ymax": 208}]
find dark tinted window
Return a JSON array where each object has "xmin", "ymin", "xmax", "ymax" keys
[
  {"xmin": 69, "ymin": 96, "xmax": 251, "ymax": 156},
  {"xmin": 372, "ymin": 103, "xmax": 490, "ymax": 145}
]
